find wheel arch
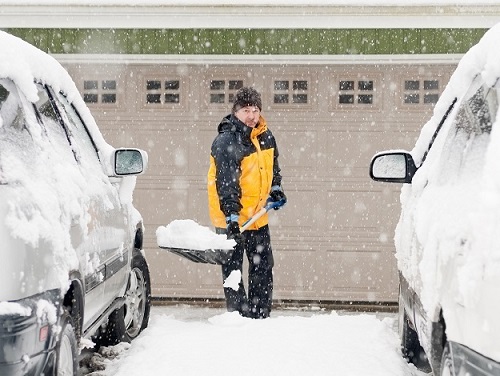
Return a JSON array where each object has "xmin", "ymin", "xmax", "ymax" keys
[
  {"xmin": 134, "ymin": 222, "xmax": 144, "ymax": 251},
  {"xmin": 63, "ymin": 274, "xmax": 84, "ymax": 340},
  {"xmin": 428, "ymin": 309, "xmax": 447, "ymax": 374}
]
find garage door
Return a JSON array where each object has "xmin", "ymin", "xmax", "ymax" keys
[{"xmin": 64, "ymin": 58, "xmax": 454, "ymax": 304}]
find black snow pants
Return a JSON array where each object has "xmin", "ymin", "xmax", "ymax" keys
[{"xmin": 218, "ymin": 225, "xmax": 274, "ymax": 319}]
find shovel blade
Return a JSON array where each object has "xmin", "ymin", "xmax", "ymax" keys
[{"xmin": 160, "ymin": 246, "xmax": 233, "ymax": 265}]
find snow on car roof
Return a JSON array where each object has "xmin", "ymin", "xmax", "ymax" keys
[
  {"xmin": 0, "ymin": 30, "xmax": 113, "ymax": 157},
  {"xmin": 0, "ymin": 30, "xmax": 73, "ymax": 103},
  {"xmin": 412, "ymin": 22, "xmax": 500, "ymax": 163}
]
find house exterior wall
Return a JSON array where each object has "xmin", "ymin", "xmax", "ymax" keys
[{"xmin": 1, "ymin": 6, "xmax": 490, "ymax": 302}]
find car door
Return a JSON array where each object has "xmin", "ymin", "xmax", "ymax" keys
[
  {"xmin": 420, "ymin": 78, "xmax": 500, "ymax": 359},
  {"xmin": 39, "ymin": 85, "xmax": 130, "ymax": 329},
  {"xmin": 0, "ymin": 78, "xmax": 78, "ymax": 301}
]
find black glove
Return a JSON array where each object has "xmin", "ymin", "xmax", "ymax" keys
[
  {"xmin": 268, "ymin": 186, "xmax": 287, "ymax": 210},
  {"xmin": 226, "ymin": 220, "xmax": 243, "ymax": 244}
]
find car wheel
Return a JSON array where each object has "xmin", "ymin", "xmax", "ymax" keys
[
  {"xmin": 56, "ymin": 313, "xmax": 78, "ymax": 376},
  {"xmin": 100, "ymin": 253, "xmax": 151, "ymax": 345},
  {"xmin": 399, "ymin": 294, "xmax": 431, "ymax": 371},
  {"xmin": 440, "ymin": 343, "xmax": 455, "ymax": 376}
]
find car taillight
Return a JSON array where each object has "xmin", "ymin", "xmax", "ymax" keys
[{"xmin": 39, "ymin": 325, "xmax": 49, "ymax": 342}]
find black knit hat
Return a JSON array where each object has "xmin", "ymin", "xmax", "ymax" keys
[{"xmin": 232, "ymin": 87, "xmax": 262, "ymax": 113}]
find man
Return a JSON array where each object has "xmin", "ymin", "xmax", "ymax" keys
[{"xmin": 207, "ymin": 86, "xmax": 286, "ymax": 319}]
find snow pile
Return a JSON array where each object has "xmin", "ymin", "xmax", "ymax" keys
[
  {"xmin": 96, "ymin": 307, "xmax": 415, "ymax": 376},
  {"xmin": 156, "ymin": 219, "xmax": 235, "ymax": 250}
]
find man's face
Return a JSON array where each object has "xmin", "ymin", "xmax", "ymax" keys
[{"xmin": 235, "ymin": 106, "xmax": 260, "ymax": 128}]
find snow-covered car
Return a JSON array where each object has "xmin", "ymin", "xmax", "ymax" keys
[
  {"xmin": 0, "ymin": 31, "xmax": 151, "ymax": 375},
  {"xmin": 369, "ymin": 24, "xmax": 500, "ymax": 376}
]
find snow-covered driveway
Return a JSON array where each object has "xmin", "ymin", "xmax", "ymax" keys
[{"xmin": 81, "ymin": 305, "xmax": 426, "ymax": 376}]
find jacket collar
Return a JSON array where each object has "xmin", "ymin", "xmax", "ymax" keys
[{"xmin": 218, "ymin": 114, "xmax": 267, "ymax": 139}]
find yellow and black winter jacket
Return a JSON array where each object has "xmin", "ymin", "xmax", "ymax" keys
[{"xmin": 207, "ymin": 114, "xmax": 282, "ymax": 230}]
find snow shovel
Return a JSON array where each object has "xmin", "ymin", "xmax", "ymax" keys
[{"xmin": 158, "ymin": 198, "xmax": 285, "ymax": 265}]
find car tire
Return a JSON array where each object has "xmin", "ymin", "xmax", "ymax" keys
[
  {"xmin": 399, "ymin": 294, "xmax": 431, "ymax": 371},
  {"xmin": 56, "ymin": 312, "xmax": 78, "ymax": 376},
  {"xmin": 440, "ymin": 343, "xmax": 455, "ymax": 376},
  {"xmin": 100, "ymin": 253, "xmax": 151, "ymax": 346}
]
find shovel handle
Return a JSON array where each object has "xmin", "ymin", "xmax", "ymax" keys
[
  {"xmin": 240, "ymin": 199, "xmax": 285, "ymax": 232},
  {"xmin": 240, "ymin": 207, "xmax": 267, "ymax": 233}
]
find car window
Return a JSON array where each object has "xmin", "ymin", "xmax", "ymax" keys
[
  {"xmin": 0, "ymin": 79, "xmax": 29, "ymax": 184},
  {"xmin": 51, "ymin": 90, "xmax": 102, "ymax": 170},
  {"xmin": 456, "ymin": 85, "xmax": 496, "ymax": 135},
  {"xmin": 436, "ymin": 83, "xmax": 497, "ymax": 184},
  {"xmin": 0, "ymin": 79, "xmax": 27, "ymax": 131}
]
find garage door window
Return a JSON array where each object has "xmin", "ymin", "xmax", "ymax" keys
[
  {"xmin": 146, "ymin": 79, "xmax": 181, "ymax": 104},
  {"xmin": 273, "ymin": 80, "xmax": 308, "ymax": 104},
  {"xmin": 338, "ymin": 79, "xmax": 375, "ymax": 106},
  {"xmin": 209, "ymin": 80, "xmax": 243, "ymax": 104},
  {"xmin": 83, "ymin": 80, "xmax": 117, "ymax": 105},
  {"xmin": 403, "ymin": 79, "xmax": 440, "ymax": 105}
]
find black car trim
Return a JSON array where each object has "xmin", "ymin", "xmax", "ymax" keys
[
  {"xmin": 85, "ymin": 252, "xmax": 129, "ymax": 294},
  {"xmin": 105, "ymin": 253, "xmax": 128, "ymax": 280},
  {"xmin": 400, "ymin": 272, "xmax": 447, "ymax": 374},
  {"xmin": 399, "ymin": 273, "xmax": 431, "ymax": 353},
  {"xmin": 421, "ymin": 97, "xmax": 457, "ymax": 164},
  {"xmin": 85, "ymin": 264, "xmax": 106, "ymax": 293}
]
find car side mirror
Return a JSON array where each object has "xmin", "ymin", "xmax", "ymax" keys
[
  {"xmin": 113, "ymin": 148, "xmax": 148, "ymax": 176},
  {"xmin": 369, "ymin": 151, "xmax": 417, "ymax": 184}
]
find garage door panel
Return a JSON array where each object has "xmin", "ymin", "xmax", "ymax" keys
[
  {"xmin": 322, "ymin": 251, "xmax": 387, "ymax": 295},
  {"xmin": 323, "ymin": 131, "xmax": 390, "ymax": 172},
  {"xmin": 269, "ymin": 186, "xmax": 320, "ymax": 230},
  {"xmin": 147, "ymin": 250, "xmax": 224, "ymax": 298},
  {"xmin": 274, "ymin": 247, "xmax": 322, "ymax": 300},
  {"xmin": 125, "ymin": 130, "xmax": 192, "ymax": 174},
  {"xmin": 277, "ymin": 130, "xmax": 319, "ymax": 171},
  {"xmin": 191, "ymin": 129, "xmax": 215, "ymax": 175},
  {"xmin": 325, "ymin": 189, "xmax": 400, "ymax": 229},
  {"xmin": 145, "ymin": 249, "xmax": 184, "ymax": 297},
  {"xmin": 135, "ymin": 186, "xmax": 191, "ymax": 223},
  {"xmin": 324, "ymin": 190, "xmax": 377, "ymax": 229}
]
